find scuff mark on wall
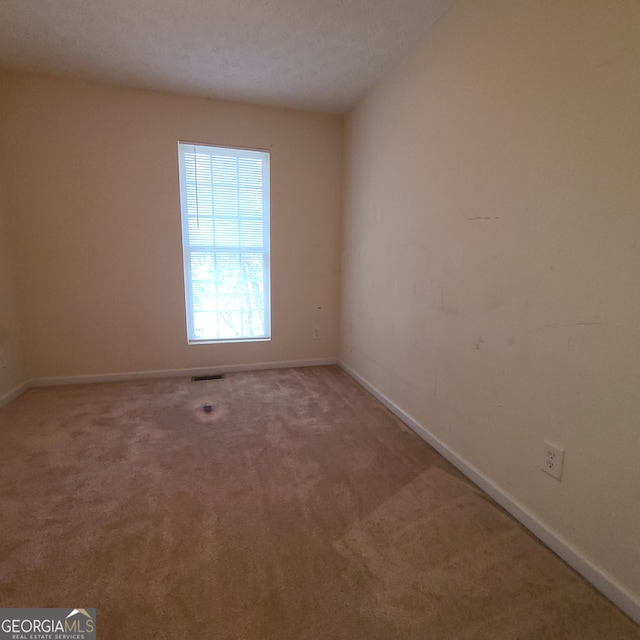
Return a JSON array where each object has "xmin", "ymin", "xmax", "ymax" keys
[
  {"xmin": 438, "ymin": 289, "xmax": 459, "ymax": 316},
  {"xmin": 528, "ymin": 321, "xmax": 602, "ymax": 334}
]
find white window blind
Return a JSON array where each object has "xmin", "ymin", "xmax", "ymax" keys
[{"xmin": 177, "ymin": 142, "xmax": 271, "ymax": 343}]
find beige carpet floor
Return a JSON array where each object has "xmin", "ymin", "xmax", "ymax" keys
[{"xmin": 0, "ymin": 365, "xmax": 638, "ymax": 639}]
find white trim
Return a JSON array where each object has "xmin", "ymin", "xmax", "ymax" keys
[
  {"xmin": 30, "ymin": 358, "xmax": 338, "ymax": 387},
  {"xmin": 0, "ymin": 380, "xmax": 31, "ymax": 408},
  {"xmin": 338, "ymin": 360, "xmax": 640, "ymax": 625}
]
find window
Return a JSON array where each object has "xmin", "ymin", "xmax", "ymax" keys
[{"xmin": 177, "ymin": 142, "xmax": 271, "ymax": 343}]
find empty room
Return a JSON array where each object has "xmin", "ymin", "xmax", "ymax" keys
[{"xmin": 1, "ymin": 0, "xmax": 639, "ymax": 638}]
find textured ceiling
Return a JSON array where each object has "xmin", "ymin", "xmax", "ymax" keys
[{"xmin": 0, "ymin": 0, "xmax": 453, "ymax": 113}]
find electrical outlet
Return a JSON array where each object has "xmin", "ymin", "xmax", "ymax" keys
[
  {"xmin": 313, "ymin": 327, "xmax": 321, "ymax": 340},
  {"xmin": 542, "ymin": 440, "xmax": 565, "ymax": 480}
]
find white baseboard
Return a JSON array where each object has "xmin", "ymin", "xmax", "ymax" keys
[
  {"xmin": 0, "ymin": 380, "xmax": 31, "ymax": 409},
  {"xmin": 1, "ymin": 359, "xmax": 337, "ymax": 405},
  {"xmin": 30, "ymin": 358, "xmax": 338, "ymax": 388},
  {"xmin": 338, "ymin": 360, "xmax": 640, "ymax": 625}
]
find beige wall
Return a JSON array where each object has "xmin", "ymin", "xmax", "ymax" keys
[
  {"xmin": 0, "ymin": 175, "xmax": 26, "ymax": 399},
  {"xmin": 342, "ymin": 0, "xmax": 640, "ymax": 602},
  {"xmin": 0, "ymin": 72, "xmax": 342, "ymax": 378}
]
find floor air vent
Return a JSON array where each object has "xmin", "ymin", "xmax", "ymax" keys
[{"xmin": 191, "ymin": 374, "xmax": 226, "ymax": 381}]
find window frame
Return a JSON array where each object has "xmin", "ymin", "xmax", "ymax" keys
[{"xmin": 177, "ymin": 141, "xmax": 271, "ymax": 345}]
